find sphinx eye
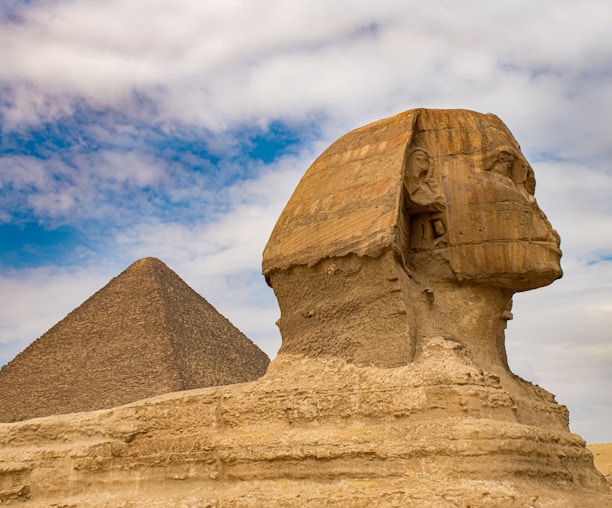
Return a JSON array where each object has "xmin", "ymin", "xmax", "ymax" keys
[
  {"xmin": 488, "ymin": 151, "xmax": 515, "ymax": 179},
  {"xmin": 506, "ymin": 161, "xmax": 536, "ymax": 195}
]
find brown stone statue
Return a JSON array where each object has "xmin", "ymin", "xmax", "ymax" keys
[
  {"xmin": 0, "ymin": 109, "xmax": 609, "ymax": 507},
  {"xmin": 263, "ymin": 109, "xmax": 562, "ymax": 377}
]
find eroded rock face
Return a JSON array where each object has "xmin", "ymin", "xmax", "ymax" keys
[{"xmin": 0, "ymin": 109, "xmax": 609, "ymax": 507}]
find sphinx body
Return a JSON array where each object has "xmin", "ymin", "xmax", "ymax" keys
[{"xmin": 0, "ymin": 109, "xmax": 608, "ymax": 507}]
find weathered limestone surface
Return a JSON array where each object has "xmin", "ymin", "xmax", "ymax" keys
[
  {"xmin": 0, "ymin": 355, "xmax": 609, "ymax": 506},
  {"xmin": 0, "ymin": 257, "xmax": 269, "ymax": 422},
  {"xmin": 0, "ymin": 109, "xmax": 609, "ymax": 506}
]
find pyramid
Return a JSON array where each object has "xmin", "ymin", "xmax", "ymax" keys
[{"xmin": 0, "ymin": 257, "xmax": 269, "ymax": 422}]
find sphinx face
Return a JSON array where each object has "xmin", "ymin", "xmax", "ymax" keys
[{"xmin": 406, "ymin": 110, "xmax": 562, "ymax": 291}]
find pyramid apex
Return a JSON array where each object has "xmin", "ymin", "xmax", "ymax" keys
[{"xmin": 129, "ymin": 257, "xmax": 167, "ymax": 268}]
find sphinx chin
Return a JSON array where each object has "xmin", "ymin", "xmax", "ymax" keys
[{"xmin": 446, "ymin": 240, "xmax": 563, "ymax": 292}]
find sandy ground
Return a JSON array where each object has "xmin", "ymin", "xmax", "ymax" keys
[{"xmin": 588, "ymin": 443, "xmax": 612, "ymax": 486}]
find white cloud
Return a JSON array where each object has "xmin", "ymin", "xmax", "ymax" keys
[
  {"xmin": 112, "ymin": 148, "xmax": 310, "ymax": 263},
  {"xmin": 532, "ymin": 160, "xmax": 612, "ymax": 265},
  {"xmin": 2, "ymin": 0, "xmax": 610, "ymax": 143},
  {"xmin": 0, "ymin": 149, "xmax": 178, "ymax": 225}
]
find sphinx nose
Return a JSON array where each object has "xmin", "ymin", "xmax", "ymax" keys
[
  {"xmin": 549, "ymin": 227, "xmax": 561, "ymax": 244},
  {"xmin": 531, "ymin": 201, "xmax": 560, "ymax": 245}
]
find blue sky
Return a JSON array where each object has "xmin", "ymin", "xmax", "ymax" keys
[{"xmin": 0, "ymin": 0, "xmax": 611, "ymax": 443}]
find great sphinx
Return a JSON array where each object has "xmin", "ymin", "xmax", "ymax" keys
[{"xmin": 0, "ymin": 109, "xmax": 608, "ymax": 507}]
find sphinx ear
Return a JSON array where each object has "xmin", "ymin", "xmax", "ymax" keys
[{"xmin": 403, "ymin": 146, "xmax": 445, "ymax": 212}]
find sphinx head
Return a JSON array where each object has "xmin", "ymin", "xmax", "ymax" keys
[{"xmin": 262, "ymin": 109, "xmax": 562, "ymax": 367}]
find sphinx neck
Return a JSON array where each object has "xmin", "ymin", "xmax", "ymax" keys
[{"xmin": 408, "ymin": 278, "xmax": 514, "ymax": 374}]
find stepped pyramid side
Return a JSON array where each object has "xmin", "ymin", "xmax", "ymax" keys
[{"xmin": 0, "ymin": 258, "xmax": 269, "ymax": 422}]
